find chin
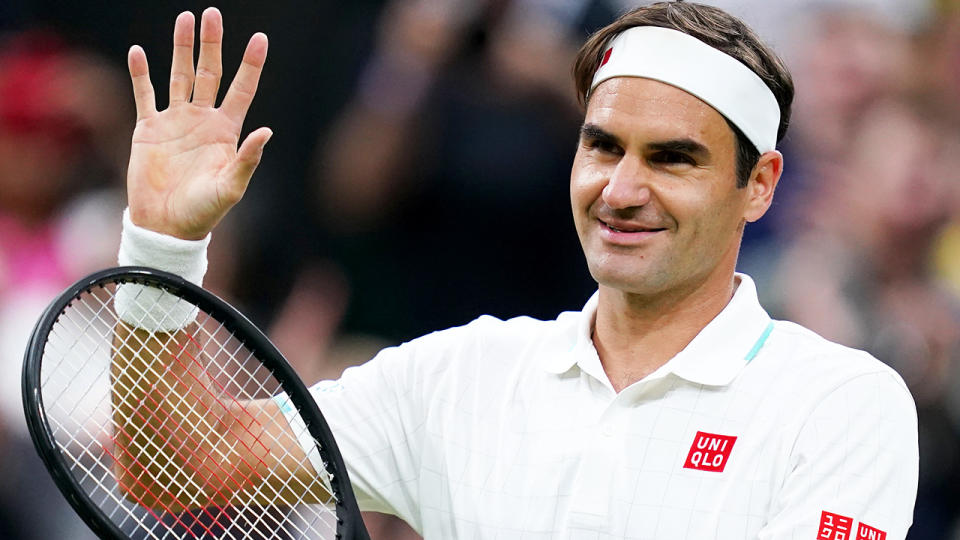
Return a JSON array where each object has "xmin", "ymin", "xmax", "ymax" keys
[{"xmin": 588, "ymin": 263, "xmax": 670, "ymax": 296}]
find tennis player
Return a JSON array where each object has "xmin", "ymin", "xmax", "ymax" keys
[{"xmin": 115, "ymin": 2, "xmax": 918, "ymax": 537}]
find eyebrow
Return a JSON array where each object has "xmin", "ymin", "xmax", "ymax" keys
[
  {"xmin": 579, "ymin": 123, "xmax": 710, "ymax": 158},
  {"xmin": 648, "ymin": 139, "xmax": 710, "ymax": 158},
  {"xmin": 579, "ymin": 123, "xmax": 622, "ymax": 147}
]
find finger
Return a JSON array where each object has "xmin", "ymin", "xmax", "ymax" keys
[
  {"xmin": 222, "ymin": 127, "xmax": 273, "ymax": 200},
  {"xmin": 220, "ymin": 33, "xmax": 268, "ymax": 126},
  {"xmin": 169, "ymin": 11, "xmax": 196, "ymax": 107},
  {"xmin": 192, "ymin": 7, "xmax": 224, "ymax": 107},
  {"xmin": 127, "ymin": 45, "xmax": 157, "ymax": 120}
]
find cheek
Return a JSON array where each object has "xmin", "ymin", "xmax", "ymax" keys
[
  {"xmin": 569, "ymin": 153, "xmax": 604, "ymax": 215},
  {"xmin": 685, "ymin": 188, "xmax": 747, "ymax": 247}
]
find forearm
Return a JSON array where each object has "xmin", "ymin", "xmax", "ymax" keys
[
  {"xmin": 109, "ymin": 209, "xmax": 220, "ymax": 508},
  {"xmin": 112, "ymin": 321, "xmax": 242, "ymax": 511},
  {"xmin": 111, "ymin": 217, "xmax": 326, "ymax": 509},
  {"xmin": 111, "ymin": 322, "xmax": 327, "ymax": 509}
]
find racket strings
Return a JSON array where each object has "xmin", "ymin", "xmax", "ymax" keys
[
  {"xmin": 115, "ymin": 289, "xmax": 339, "ymax": 537},
  {"xmin": 39, "ymin": 282, "xmax": 341, "ymax": 539},
  {"xmin": 107, "ymin": 332, "xmax": 328, "ymax": 536},
  {"xmin": 114, "ymin": 312, "xmax": 326, "ymax": 506}
]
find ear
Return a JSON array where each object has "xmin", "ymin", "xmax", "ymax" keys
[{"xmin": 743, "ymin": 150, "xmax": 783, "ymax": 223}]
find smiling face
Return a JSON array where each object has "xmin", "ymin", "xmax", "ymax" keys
[{"xmin": 571, "ymin": 77, "xmax": 773, "ymax": 298}]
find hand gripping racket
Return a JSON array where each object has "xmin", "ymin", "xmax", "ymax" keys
[{"xmin": 22, "ymin": 266, "xmax": 370, "ymax": 540}]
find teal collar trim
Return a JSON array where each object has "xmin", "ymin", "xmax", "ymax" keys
[{"xmin": 745, "ymin": 320, "xmax": 775, "ymax": 364}]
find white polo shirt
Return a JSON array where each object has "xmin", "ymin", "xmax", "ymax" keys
[{"xmin": 308, "ymin": 274, "xmax": 918, "ymax": 539}]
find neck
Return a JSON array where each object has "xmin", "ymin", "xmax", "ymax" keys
[{"xmin": 593, "ymin": 269, "xmax": 738, "ymax": 393}]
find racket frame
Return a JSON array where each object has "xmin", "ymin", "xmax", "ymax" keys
[{"xmin": 22, "ymin": 266, "xmax": 370, "ymax": 540}]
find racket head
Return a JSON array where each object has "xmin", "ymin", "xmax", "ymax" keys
[{"xmin": 22, "ymin": 266, "xmax": 369, "ymax": 540}]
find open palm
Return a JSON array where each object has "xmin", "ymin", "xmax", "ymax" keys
[{"xmin": 126, "ymin": 8, "xmax": 271, "ymax": 240}]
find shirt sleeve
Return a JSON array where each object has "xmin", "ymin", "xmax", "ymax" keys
[
  {"xmin": 305, "ymin": 342, "xmax": 425, "ymax": 524},
  {"xmin": 758, "ymin": 370, "xmax": 919, "ymax": 539}
]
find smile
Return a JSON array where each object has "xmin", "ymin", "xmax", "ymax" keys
[
  {"xmin": 604, "ymin": 223, "xmax": 664, "ymax": 233},
  {"xmin": 598, "ymin": 220, "xmax": 666, "ymax": 244}
]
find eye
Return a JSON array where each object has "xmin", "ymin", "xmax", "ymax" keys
[
  {"xmin": 650, "ymin": 150, "xmax": 695, "ymax": 166},
  {"xmin": 584, "ymin": 138, "xmax": 623, "ymax": 156}
]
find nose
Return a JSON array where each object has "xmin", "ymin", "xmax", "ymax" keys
[{"xmin": 601, "ymin": 153, "xmax": 652, "ymax": 209}]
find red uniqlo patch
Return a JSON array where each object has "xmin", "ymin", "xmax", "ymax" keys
[
  {"xmin": 682, "ymin": 431, "xmax": 737, "ymax": 472},
  {"xmin": 818, "ymin": 511, "xmax": 854, "ymax": 540},
  {"xmin": 856, "ymin": 522, "xmax": 887, "ymax": 540},
  {"xmin": 600, "ymin": 47, "xmax": 613, "ymax": 67}
]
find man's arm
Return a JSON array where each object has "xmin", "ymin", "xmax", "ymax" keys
[
  {"xmin": 758, "ymin": 369, "xmax": 918, "ymax": 539},
  {"xmin": 111, "ymin": 8, "xmax": 321, "ymax": 510}
]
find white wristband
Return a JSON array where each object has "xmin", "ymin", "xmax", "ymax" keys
[
  {"xmin": 272, "ymin": 392, "xmax": 331, "ymax": 491},
  {"xmin": 115, "ymin": 208, "xmax": 211, "ymax": 332}
]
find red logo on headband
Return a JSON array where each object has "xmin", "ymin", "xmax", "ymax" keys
[{"xmin": 600, "ymin": 47, "xmax": 613, "ymax": 67}]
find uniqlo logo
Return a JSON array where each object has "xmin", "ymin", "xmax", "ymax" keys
[
  {"xmin": 856, "ymin": 522, "xmax": 887, "ymax": 540},
  {"xmin": 683, "ymin": 431, "xmax": 737, "ymax": 472},
  {"xmin": 600, "ymin": 47, "xmax": 613, "ymax": 67},
  {"xmin": 818, "ymin": 511, "xmax": 854, "ymax": 540}
]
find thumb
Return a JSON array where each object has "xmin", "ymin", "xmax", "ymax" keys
[{"xmin": 225, "ymin": 126, "xmax": 273, "ymax": 195}]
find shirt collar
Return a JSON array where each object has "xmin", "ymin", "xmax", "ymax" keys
[
  {"xmin": 545, "ymin": 273, "xmax": 773, "ymax": 387},
  {"xmin": 544, "ymin": 289, "xmax": 605, "ymax": 379}
]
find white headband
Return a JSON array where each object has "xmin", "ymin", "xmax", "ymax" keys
[{"xmin": 590, "ymin": 26, "xmax": 780, "ymax": 153}]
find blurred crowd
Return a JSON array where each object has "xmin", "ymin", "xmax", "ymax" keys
[{"xmin": 0, "ymin": 0, "xmax": 958, "ymax": 538}]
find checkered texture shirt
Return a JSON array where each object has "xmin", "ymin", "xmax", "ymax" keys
[{"xmin": 305, "ymin": 274, "xmax": 918, "ymax": 539}]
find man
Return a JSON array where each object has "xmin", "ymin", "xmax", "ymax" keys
[{"xmin": 116, "ymin": 2, "xmax": 918, "ymax": 538}]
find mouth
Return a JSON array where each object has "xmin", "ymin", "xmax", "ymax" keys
[
  {"xmin": 597, "ymin": 219, "xmax": 667, "ymax": 245},
  {"xmin": 599, "ymin": 220, "xmax": 667, "ymax": 234},
  {"xmin": 603, "ymin": 224, "xmax": 665, "ymax": 233}
]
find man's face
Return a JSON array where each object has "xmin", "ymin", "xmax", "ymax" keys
[{"xmin": 571, "ymin": 77, "xmax": 753, "ymax": 296}]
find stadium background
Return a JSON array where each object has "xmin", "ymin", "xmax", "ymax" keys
[{"xmin": 0, "ymin": 0, "xmax": 958, "ymax": 537}]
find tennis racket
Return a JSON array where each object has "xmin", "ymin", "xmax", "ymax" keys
[{"xmin": 21, "ymin": 266, "xmax": 370, "ymax": 540}]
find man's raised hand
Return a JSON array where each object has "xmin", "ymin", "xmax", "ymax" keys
[{"xmin": 126, "ymin": 7, "xmax": 271, "ymax": 240}]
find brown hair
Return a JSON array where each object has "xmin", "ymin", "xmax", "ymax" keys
[{"xmin": 573, "ymin": 1, "xmax": 794, "ymax": 187}]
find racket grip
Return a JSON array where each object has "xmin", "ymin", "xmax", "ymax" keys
[{"xmin": 115, "ymin": 208, "xmax": 210, "ymax": 331}]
